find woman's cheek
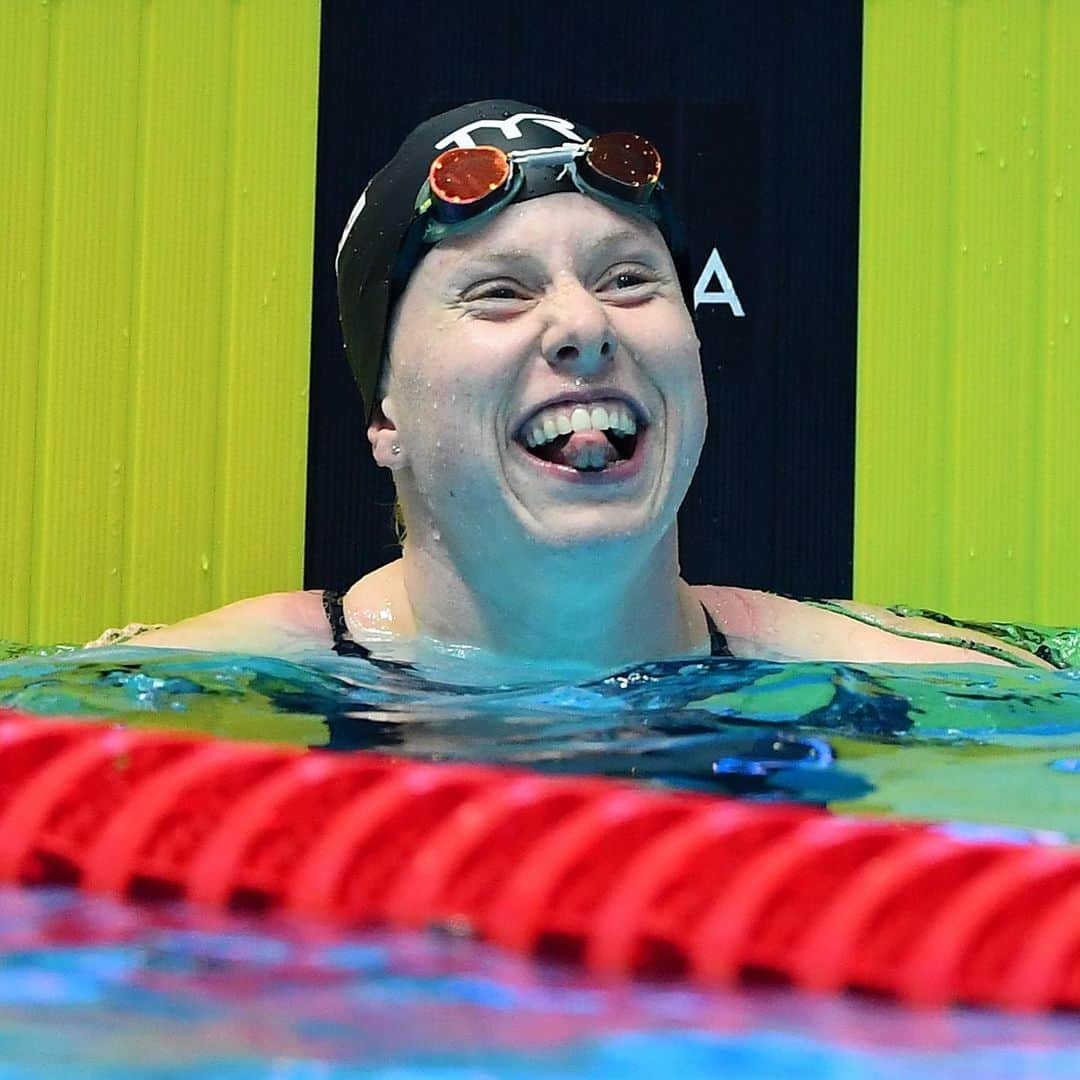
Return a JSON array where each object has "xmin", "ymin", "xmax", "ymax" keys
[
  {"xmin": 618, "ymin": 304, "xmax": 693, "ymax": 361},
  {"xmin": 416, "ymin": 408, "xmax": 474, "ymax": 481}
]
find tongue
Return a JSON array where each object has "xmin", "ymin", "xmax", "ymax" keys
[{"xmin": 550, "ymin": 430, "xmax": 618, "ymax": 470}]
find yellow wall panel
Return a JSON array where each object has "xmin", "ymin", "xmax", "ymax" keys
[
  {"xmin": 857, "ymin": 0, "xmax": 1079, "ymax": 625},
  {"xmin": 122, "ymin": 1, "xmax": 234, "ymax": 624},
  {"xmin": 856, "ymin": 0, "xmax": 956, "ymax": 611},
  {"xmin": 1, "ymin": 1, "xmax": 320, "ymax": 645},
  {"xmin": 947, "ymin": 1, "xmax": 1044, "ymax": 615},
  {"xmin": 212, "ymin": 0, "xmax": 314, "ymax": 607},
  {"xmin": 1039, "ymin": 1, "xmax": 1080, "ymax": 617},
  {"xmin": 30, "ymin": 1, "xmax": 142, "ymax": 641},
  {"xmin": 0, "ymin": 2, "xmax": 51, "ymax": 644}
]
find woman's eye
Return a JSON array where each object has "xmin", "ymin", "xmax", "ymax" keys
[
  {"xmin": 600, "ymin": 268, "xmax": 653, "ymax": 292},
  {"xmin": 465, "ymin": 281, "xmax": 527, "ymax": 302}
]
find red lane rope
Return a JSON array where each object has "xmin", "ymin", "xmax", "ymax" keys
[{"xmin": 0, "ymin": 707, "xmax": 1076, "ymax": 1011}]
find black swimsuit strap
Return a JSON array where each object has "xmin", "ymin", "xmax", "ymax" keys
[
  {"xmin": 322, "ymin": 589, "xmax": 372, "ymax": 658},
  {"xmin": 323, "ymin": 589, "xmax": 732, "ymax": 661},
  {"xmin": 702, "ymin": 603, "xmax": 734, "ymax": 658}
]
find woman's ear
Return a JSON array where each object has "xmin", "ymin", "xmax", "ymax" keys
[{"xmin": 368, "ymin": 394, "xmax": 407, "ymax": 470}]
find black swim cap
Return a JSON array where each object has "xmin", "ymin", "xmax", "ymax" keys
[{"xmin": 336, "ymin": 99, "xmax": 690, "ymax": 420}]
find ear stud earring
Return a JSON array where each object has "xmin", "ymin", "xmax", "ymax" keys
[{"xmin": 390, "ymin": 442, "xmax": 401, "ymax": 455}]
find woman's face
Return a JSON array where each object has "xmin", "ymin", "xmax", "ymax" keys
[{"xmin": 375, "ymin": 191, "xmax": 706, "ymax": 560}]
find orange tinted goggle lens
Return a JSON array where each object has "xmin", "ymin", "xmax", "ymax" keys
[
  {"xmin": 429, "ymin": 146, "xmax": 511, "ymax": 205},
  {"xmin": 586, "ymin": 132, "xmax": 661, "ymax": 190},
  {"xmin": 426, "ymin": 133, "xmax": 662, "ymax": 219}
]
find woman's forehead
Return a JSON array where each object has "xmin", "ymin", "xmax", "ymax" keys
[{"xmin": 434, "ymin": 193, "xmax": 667, "ymax": 268}]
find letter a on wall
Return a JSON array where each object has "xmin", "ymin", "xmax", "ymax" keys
[{"xmin": 694, "ymin": 248, "xmax": 745, "ymax": 315}]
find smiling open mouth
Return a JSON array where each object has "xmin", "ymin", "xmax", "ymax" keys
[{"xmin": 516, "ymin": 399, "xmax": 642, "ymax": 473}]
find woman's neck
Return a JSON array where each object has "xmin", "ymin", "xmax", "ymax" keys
[{"xmin": 387, "ymin": 529, "xmax": 706, "ymax": 672}]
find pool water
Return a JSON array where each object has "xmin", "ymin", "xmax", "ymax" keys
[
  {"xmin": 0, "ymin": 887, "xmax": 1077, "ymax": 1079},
  {"xmin": 0, "ymin": 630, "xmax": 1078, "ymax": 1075},
  {"xmin": 3, "ymin": 640, "xmax": 1080, "ymax": 838}
]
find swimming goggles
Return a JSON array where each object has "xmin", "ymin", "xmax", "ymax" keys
[{"xmin": 414, "ymin": 132, "xmax": 663, "ymax": 242}]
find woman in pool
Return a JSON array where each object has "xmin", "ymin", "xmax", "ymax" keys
[{"xmin": 126, "ymin": 101, "xmax": 1047, "ymax": 674}]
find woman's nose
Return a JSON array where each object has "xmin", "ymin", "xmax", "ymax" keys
[{"xmin": 540, "ymin": 285, "xmax": 617, "ymax": 377}]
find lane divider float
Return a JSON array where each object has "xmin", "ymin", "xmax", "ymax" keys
[{"xmin": 0, "ymin": 707, "xmax": 1075, "ymax": 1011}]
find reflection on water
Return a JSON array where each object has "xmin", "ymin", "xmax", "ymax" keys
[
  {"xmin": 1, "ymin": 639, "xmax": 1078, "ymax": 838},
  {"xmin": 0, "ymin": 887, "xmax": 1075, "ymax": 1079},
  {"xmin": 0, "ymin": 640, "xmax": 1078, "ymax": 1075}
]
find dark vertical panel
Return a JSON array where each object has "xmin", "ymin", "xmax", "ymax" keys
[{"xmin": 307, "ymin": 1, "xmax": 862, "ymax": 598}]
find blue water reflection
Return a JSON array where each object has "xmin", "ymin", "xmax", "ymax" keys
[
  {"xmin": 0, "ymin": 888, "xmax": 1076, "ymax": 1078},
  {"xmin": 0, "ymin": 644, "xmax": 1078, "ymax": 1074},
  {"xmin": 2, "ymin": 646, "xmax": 1078, "ymax": 836}
]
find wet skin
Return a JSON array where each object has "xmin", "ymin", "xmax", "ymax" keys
[
  {"xmin": 371, "ymin": 191, "xmax": 706, "ymax": 554},
  {"xmin": 124, "ymin": 195, "xmax": 1050, "ymax": 673},
  {"xmin": 361, "ymin": 192, "xmax": 712, "ymax": 671}
]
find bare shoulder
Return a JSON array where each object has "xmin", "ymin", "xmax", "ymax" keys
[
  {"xmin": 692, "ymin": 586, "xmax": 821, "ymax": 659},
  {"xmin": 117, "ymin": 590, "xmax": 332, "ymax": 656},
  {"xmin": 693, "ymin": 585, "xmax": 1047, "ymax": 667},
  {"xmin": 340, "ymin": 559, "xmax": 414, "ymax": 638}
]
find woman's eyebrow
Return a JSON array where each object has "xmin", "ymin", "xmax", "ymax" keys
[
  {"xmin": 448, "ymin": 250, "xmax": 545, "ymax": 278},
  {"xmin": 592, "ymin": 228, "xmax": 653, "ymax": 249},
  {"xmin": 587, "ymin": 230, "xmax": 668, "ymax": 265},
  {"xmin": 448, "ymin": 229, "xmax": 663, "ymax": 280}
]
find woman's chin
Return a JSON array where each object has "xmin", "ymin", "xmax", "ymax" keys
[{"xmin": 511, "ymin": 499, "xmax": 665, "ymax": 553}]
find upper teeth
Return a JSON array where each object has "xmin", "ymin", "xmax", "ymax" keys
[{"xmin": 521, "ymin": 400, "xmax": 638, "ymax": 448}]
